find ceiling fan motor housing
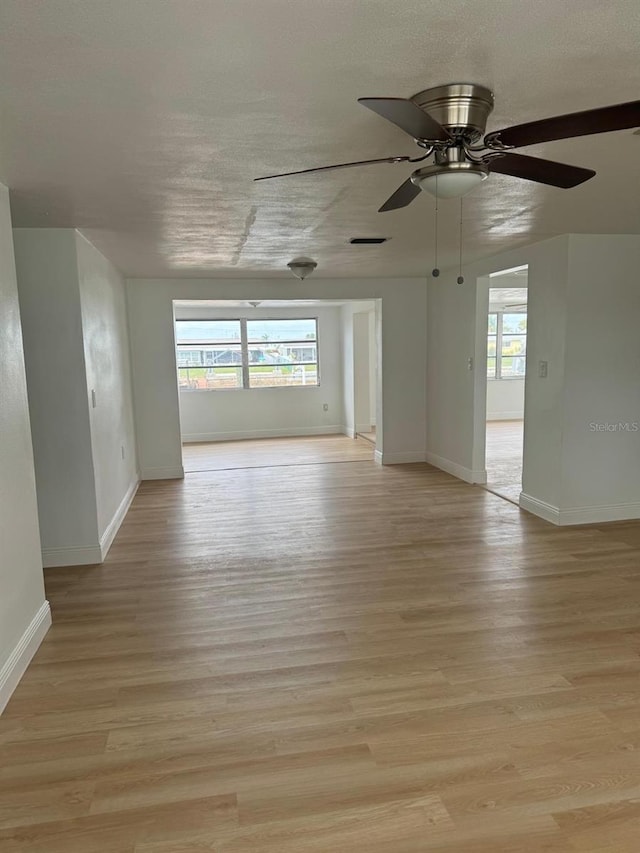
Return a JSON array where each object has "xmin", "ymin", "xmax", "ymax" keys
[{"xmin": 411, "ymin": 83, "xmax": 494, "ymax": 141}]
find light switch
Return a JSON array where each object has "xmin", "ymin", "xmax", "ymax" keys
[{"xmin": 538, "ymin": 361, "xmax": 548, "ymax": 378}]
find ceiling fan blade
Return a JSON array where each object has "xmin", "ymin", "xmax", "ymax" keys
[
  {"xmin": 486, "ymin": 153, "xmax": 595, "ymax": 188},
  {"xmin": 486, "ymin": 100, "xmax": 640, "ymax": 148},
  {"xmin": 378, "ymin": 178, "xmax": 421, "ymax": 212},
  {"xmin": 358, "ymin": 97, "xmax": 450, "ymax": 142},
  {"xmin": 253, "ymin": 155, "xmax": 412, "ymax": 181}
]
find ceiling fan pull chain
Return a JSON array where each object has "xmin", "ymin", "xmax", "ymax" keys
[
  {"xmin": 457, "ymin": 197, "xmax": 465, "ymax": 285},
  {"xmin": 431, "ymin": 176, "xmax": 440, "ymax": 278}
]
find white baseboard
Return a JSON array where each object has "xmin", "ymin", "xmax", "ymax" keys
[
  {"xmin": 487, "ymin": 413, "xmax": 524, "ymax": 421},
  {"xmin": 182, "ymin": 426, "xmax": 344, "ymax": 443},
  {"xmin": 374, "ymin": 449, "xmax": 383, "ymax": 465},
  {"xmin": 519, "ymin": 493, "xmax": 640, "ymax": 526},
  {"xmin": 42, "ymin": 544, "xmax": 103, "ymax": 568},
  {"xmin": 425, "ymin": 451, "xmax": 487, "ymax": 484},
  {"xmin": 557, "ymin": 502, "xmax": 640, "ymax": 525},
  {"xmin": 0, "ymin": 601, "xmax": 51, "ymax": 715},
  {"xmin": 341, "ymin": 426, "xmax": 356, "ymax": 439},
  {"xmin": 355, "ymin": 423, "xmax": 372, "ymax": 434},
  {"xmin": 519, "ymin": 492, "xmax": 560, "ymax": 524},
  {"xmin": 141, "ymin": 465, "xmax": 185, "ymax": 480},
  {"xmin": 99, "ymin": 477, "xmax": 139, "ymax": 560}
]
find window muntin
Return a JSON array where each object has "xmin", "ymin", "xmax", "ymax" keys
[
  {"xmin": 176, "ymin": 318, "xmax": 319, "ymax": 389},
  {"xmin": 487, "ymin": 313, "xmax": 498, "ymax": 378},
  {"xmin": 487, "ymin": 311, "xmax": 527, "ymax": 379}
]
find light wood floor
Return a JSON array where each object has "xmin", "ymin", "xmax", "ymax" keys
[
  {"xmin": 486, "ymin": 419, "xmax": 524, "ymax": 504},
  {"xmin": 3, "ymin": 448, "xmax": 640, "ymax": 850},
  {"xmin": 182, "ymin": 434, "xmax": 374, "ymax": 473}
]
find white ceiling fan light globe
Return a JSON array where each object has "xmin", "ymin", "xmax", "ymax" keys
[{"xmin": 411, "ymin": 163, "xmax": 489, "ymax": 199}]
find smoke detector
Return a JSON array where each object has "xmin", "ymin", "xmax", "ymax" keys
[{"xmin": 287, "ymin": 258, "xmax": 317, "ymax": 280}]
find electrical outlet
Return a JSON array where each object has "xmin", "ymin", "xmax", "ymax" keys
[{"xmin": 323, "ymin": 403, "xmax": 329, "ymax": 411}]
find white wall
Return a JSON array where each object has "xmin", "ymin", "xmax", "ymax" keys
[
  {"xmin": 340, "ymin": 305, "xmax": 355, "ymax": 438},
  {"xmin": 175, "ymin": 304, "xmax": 344, "ymax": 441},
  {"xmin": 0, "ymin": 185, "xmax": 49, "ymax": 714},
  {"xmin": 353, "ymin": 311, "xmax": 372, "ymax": 433},
  {"xmin": 14, "ymin": 228, "xmax": 139, "ymax": 565},
  {"xmin": 559, "ymin": 235, "xmax": 640, "ymax": 519},
  {"xmin": 126, "ymin": 278, "xmax": 427, "ymax": 474},
  {"xmin": 340, "ymin": 302, "xmax": 376, "ymax": 438},
  {"xmin": 486, "ymin": 379, "xmax": 525, "ymax": 420},
  {"xmin": 14, "ymin": 229, "xmax": 101, "ymax": 562},
  {"xmin": 368, "ymin": 309, "xmax": 377, "ymax": 427},
  {"xmin": 76, "ymin": 233, "xmax": 139, "ymax": 538},
  {"xmin": 426, "ymin": 265, "xmax": 480, "ymax": 482}
]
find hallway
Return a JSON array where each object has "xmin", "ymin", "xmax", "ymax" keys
[{"xmin": 485, "ymin": 419, "xmax": 524, "ymax": 504}]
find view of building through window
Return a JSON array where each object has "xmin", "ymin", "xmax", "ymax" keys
[
  {"xmin": 487, "ymin": 312, "xmax": 527, "ymax": 379},
  {"xmin": 175, "ymin": 318, "xmax": 319, "ymax": 389}
]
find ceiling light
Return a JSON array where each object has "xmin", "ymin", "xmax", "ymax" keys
[
  {"xmin": 287, "ymin": 258, "xmax": 317, "ymax": 280},
  {"xmin": 411, "ymin": 162, "xmax": 489, "ymax": 199}
]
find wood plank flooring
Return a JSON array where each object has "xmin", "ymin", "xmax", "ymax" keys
[
  {"xmin": 182, "ymin": 434, "xmax": 374, "ymax": 473},
  {"xmin": 3, "ymin": 443, "xmax": 640, "ymax": 850},
  {"xmin": 485, "ymin": 419, "xmax": 524, "ymax": 505}
]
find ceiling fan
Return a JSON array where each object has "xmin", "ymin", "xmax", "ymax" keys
[{"xmin": 254, "ymin": 83, "xmax": 640, "ymax": 211}]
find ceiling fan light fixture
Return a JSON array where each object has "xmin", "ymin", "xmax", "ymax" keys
[
  {"xmin": 287, "ymin": 258, "xmax": 317, "ymax": 280},
  {"xmin": 411, "ymin": 162, "xmax": 489, "ymax": 199}
]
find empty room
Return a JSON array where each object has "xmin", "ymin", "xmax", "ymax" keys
[{"xmin": 1, "ymin": 2, "xmax": 640, "ymax": 851}]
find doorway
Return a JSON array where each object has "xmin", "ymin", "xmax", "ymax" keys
[
  {"xmin": 484, "ymin": 268, "xmax": 528, "ymax": 504},
  {"xmin": 173, "ymin": 299, "xmax": 380, "ymax": 473},
  {"xmin": 353, "ymin": 309, "xmax": 377, "ymax": 446}
]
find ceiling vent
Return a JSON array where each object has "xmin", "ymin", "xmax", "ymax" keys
[{"xmin": 349, "ymin": 237, "xmax": 388, "ymax": 244}]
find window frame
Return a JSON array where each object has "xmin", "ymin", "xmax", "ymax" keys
[
  {"xmin": 487, "ymin": 309, "xmax": 527, "ymax": 381},
  {"xmin": 175, "ymin": 317, "xmax": 320, "ymax": 391}
]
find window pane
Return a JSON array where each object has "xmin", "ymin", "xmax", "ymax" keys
[
  {"xmin": 488, "ymin": 313, "xmax": 498, "ymax": 334},
  {"xmin": 487, "ymin": 357, "xmax": 497, "ymax": 378},
  {"xmin": 178, "ymin": 366, "xmax": 242, "ymax": 389},
  {"xmin": 502, "ymin": 313, "xmax": 527, "ymax": 334},
  {"xmin": 246, "ymin": 318, "xmax": 317, "ymax": 343},
  {"xmin": 501, "ymin": 334, "xmax": 526, "ymax": 357},
  {"xmin": 249, "ymin": 364, "xmax": 318, "ymax": 388},
  {"xmin": 175, "ymin": 320, "xmax": 241, "ymax": 344},
  {"xmin": 487, "ymin": 336, "xmax": 497, "ymax": 358},
  {"xmin": 248, "ymin": 343, "xmax": 317, "ymax": 365},
  {"xmin": 501, "ymin": 356, "xmax": 526, "ymax": 377}
]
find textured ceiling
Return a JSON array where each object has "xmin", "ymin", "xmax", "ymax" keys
[{"xmin": 0, "ymin": 0, "xmax": 639, "ymax": 278}]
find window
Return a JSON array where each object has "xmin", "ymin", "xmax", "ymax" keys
[
  {"xmin": 175, "ymin": 320, "xmax": 243, "ymax": 389},
  {"xmin": 487, "ymin": 312, "xmax": 527, "ymax": 379},
  {"xmin": 246, "ymin": 319, "xmax": 317, "ymax": 388},
  {"xmin": 175, "ymin": 318, "xmax": 319, "ymax": 389}
]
